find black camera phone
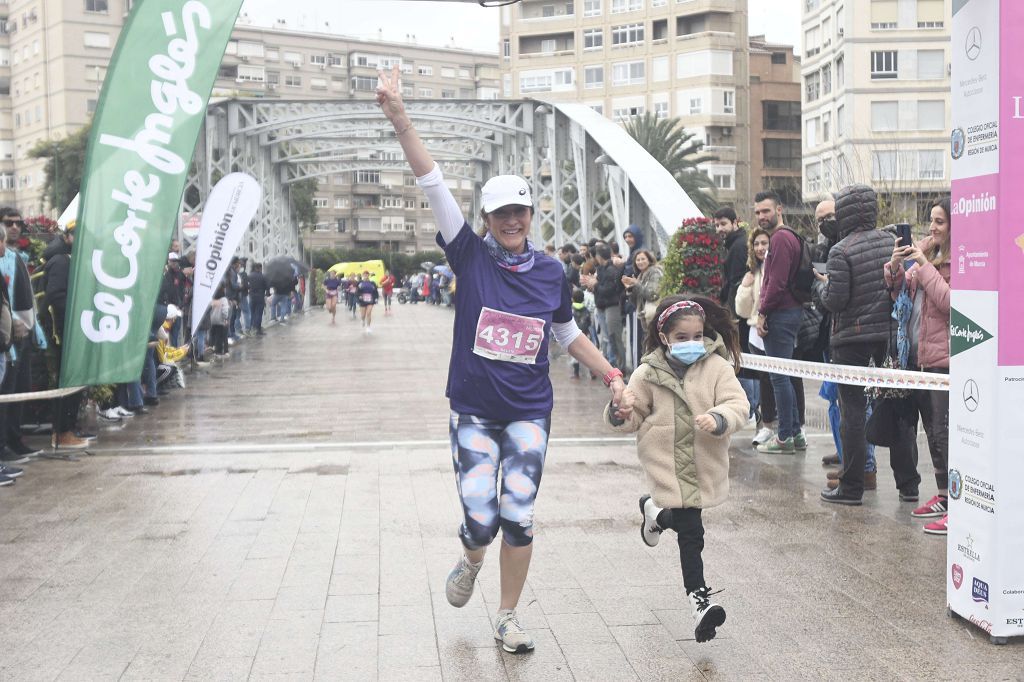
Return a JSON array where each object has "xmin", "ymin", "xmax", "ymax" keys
[{"xmin": 896, "ymin": 223, "xmax": 913, "ymax": 249}]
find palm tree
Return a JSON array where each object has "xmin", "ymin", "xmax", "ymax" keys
[{"xmin": 623, "ymin": 113, "xmax": 720, "ymax": 215}]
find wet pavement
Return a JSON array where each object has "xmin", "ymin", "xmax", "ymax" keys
[{"xmin": 2, "ymin": 303, "xmax": 1021, "ymax": 681}]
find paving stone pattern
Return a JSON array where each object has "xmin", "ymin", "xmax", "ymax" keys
[{"xmin": 1, "ymin": 305, "xmax": 1021, "ymax": 680}]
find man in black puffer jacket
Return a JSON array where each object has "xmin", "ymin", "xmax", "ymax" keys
[{"xmin": 817, "ymin": 184, "xmax": 920, "ymax": 505}]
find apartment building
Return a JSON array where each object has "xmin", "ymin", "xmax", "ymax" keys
[
  {"xmin": 748, "ymin": 35, "xmax": 809, "ymax": 228},
  {"xmin": 801, "ymin": 0, "xmax": 950, "ymax": 223},
  {"xmin": 0, "ymin": 1, "xmax": 500, "ymax": 253},
  {"xmin": 499, "ymin": 0, "xmax": 751, "ymax": 210}
]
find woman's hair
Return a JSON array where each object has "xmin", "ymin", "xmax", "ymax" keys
[
  {"xmin": 928, "ymin": 196, "xmax": 951, "ymax": 267},
  {"xmin": 644, "ymin": 294, "xmax": 742, "ymax": 373},
  {"xmin": 570, "ymin": 253, "xmax": 585, "ymax": 267},
  {"xmin": 746, "ymin": 227, "xmax": 771, "ymax": 273},
  {"xmin": 632, "ymin": 249, "xmax": 657, "ymax": 271}
]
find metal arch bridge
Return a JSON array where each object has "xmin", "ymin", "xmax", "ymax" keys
[{"xmin": 181, "ymin": 98, "xmax": 702, "ymax": 263}]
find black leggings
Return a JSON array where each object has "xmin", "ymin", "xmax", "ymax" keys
[{"xmin": 657, "ymin": 507, "xmax": 706, "ymax": 594}]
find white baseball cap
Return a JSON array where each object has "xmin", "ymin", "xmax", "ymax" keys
[{"xmin": 481, "ymin": 175, "xmax": 532, "ymax": 213}]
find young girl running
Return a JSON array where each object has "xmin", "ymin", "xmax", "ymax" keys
[
  {"xmin": 609, "ymin": 295, "xmax": 748, "ymax": 643},
  {"xmin": 323, "ymin": 270, "xmax": 342, "ymax": 324}
]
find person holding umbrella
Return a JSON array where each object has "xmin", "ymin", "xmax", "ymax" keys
[{"xmin": 376, "ymin": 66, "xmax": 625, "ymax": 655}]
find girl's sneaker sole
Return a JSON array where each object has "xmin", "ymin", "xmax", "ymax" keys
[{"xmin": 695, "ymin": 606, "xmax": 726, "ymax": 643}]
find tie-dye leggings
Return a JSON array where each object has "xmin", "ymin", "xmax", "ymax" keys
[{"xmin": 449, "ymin": 411, "xmax": 551, "ymax": 550}]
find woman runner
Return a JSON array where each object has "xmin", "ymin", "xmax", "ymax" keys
[
  {"xmin": 356, "ymin": 271, "xmax": 379, "ymax": 333},
  {"xmin": 323, "ymin": 270, "xmax": 342, "ymax": 324},
  {"xmin": 376, "ymin": 66, "xmax": 625, "ymax": 655}
]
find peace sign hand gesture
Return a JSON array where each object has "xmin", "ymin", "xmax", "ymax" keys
[{"xmin": 376, "ymin": 65, "xmax": 406, "ymax": 124}]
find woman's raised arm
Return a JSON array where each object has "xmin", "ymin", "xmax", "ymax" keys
[{"xmin": 376, "ymin": 65, "xmax": 434, "ymax": 177}]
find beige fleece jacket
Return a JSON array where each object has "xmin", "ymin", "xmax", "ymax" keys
[{"xmin": 605, "ymin": 336, "xmax": 749, "ymax": 509}]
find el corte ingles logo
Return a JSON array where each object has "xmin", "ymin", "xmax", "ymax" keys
[{"xmin": 950, "ymin": 308, "xmax": 994, "ymax": 357}]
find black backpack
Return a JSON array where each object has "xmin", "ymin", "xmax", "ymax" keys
[{"xmin": 778, "ymin": 227, "xmax": 815, "ymax": 304}]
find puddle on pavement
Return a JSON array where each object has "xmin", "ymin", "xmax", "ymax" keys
[
  {"xmin": 118, "ymin": 465, "xmax": 349, "ymax": 477},
  {"xmin": 289, "ymin": 464, "xmax": 350, "ymax": 476}
]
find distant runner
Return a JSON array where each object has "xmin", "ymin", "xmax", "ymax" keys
[
  {"xmin": 356, "ymin": 271, "xmax": 379, "ymax": 333},
  {"xmin": 323, "ymin": 270, "xmax": 342, "ymax": 324},
  {"xmin": 380, "ymin": 269, "xmax": 396, "ymax": 315}
]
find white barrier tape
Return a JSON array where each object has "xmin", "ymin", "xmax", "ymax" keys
[
  {"xmin": 740, "ymin": 353, "xmax": 949, "ymax": 392},
  {"xmin": 0, "ymin": 386, "xmax": 86, "ymax": 404}
]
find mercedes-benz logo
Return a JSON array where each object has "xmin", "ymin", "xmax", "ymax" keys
[
  {"xmin": 966, "ymin": 27, "xmax": 982, "ymax": 61},
  {"xmin": 963, "ymin": 379, "xmax": 980, "ymax": 412}
]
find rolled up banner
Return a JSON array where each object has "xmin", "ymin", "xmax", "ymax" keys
[
  {"xmin": 191, "ymin": 173, "xmax": 261, "ymax": 334},
  {"xmin": 60, "ymin": 0, "xmax": 245, "ymax": 387}
]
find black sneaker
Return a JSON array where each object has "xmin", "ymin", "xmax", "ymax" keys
[
  {"xmin": 143, "ymin": 397, "xmax": 160, "ymax": 407},
  {"xmin": 899, "ymin": 488, "xmax": 920, "ymax": 502},
  {"xmin": 1, "ymin": 448, "xmax": 30, "ymax": 465},
  {"xmin": 0, "ymin": 473, "xmax": 14, "ymax": 487},
  {"xmin": 0, "ymin": 464, "xmax": 24, "ymax": 479},
  {"xmin": 820, "ymin": 488, "xmax": 862, "ymax": 506},
  {"xmin": 8, "ymin": 441, "xmax": 42, "ymax": 458}
]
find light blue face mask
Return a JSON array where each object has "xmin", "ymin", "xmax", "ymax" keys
[{"xmin": 668, "ymin": 340, "xmax": 707, "ymax": 365}]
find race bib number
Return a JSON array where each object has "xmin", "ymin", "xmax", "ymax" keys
[
  {"xmin": 360, "ymin": 293, "xmax": 373, "ymax": 303},
  {"xmin": 473, "ymin": 307, "xmax": 545, "ymax": 364}
]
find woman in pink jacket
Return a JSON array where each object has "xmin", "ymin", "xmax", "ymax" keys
[{"xmin": 884, "ymin": 197, "xmax": 951, "ymax": 535}]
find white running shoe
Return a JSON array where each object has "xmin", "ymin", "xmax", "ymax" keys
[
  {"xmin": 114, "ymin": 407, "xmax": 136, "ymax": 418},
  {"xmin": 98, "ymin": 407, "xmax": 122, "ymax": 421},
  {"xmin": 752, "ymin": 426, "xmax": 774, "ymax": 446},
  {"xmin": 688, "ymin": 586, "xmax": 726, "ymax": 643},
  {"xmin": 445, "ymin": 555, "xmax": 483, "ymax": 607},
  {"xmin": 494, "ymin": 610, "xmax": 535, "ymax": 654},
  {"xmin": 639, "ymin": 495, "xmax": 665, "ymax": 547}
]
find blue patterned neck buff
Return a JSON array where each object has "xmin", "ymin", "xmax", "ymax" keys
[{"xmin": 483, "ymin": 232, "xmax": 536, "ymax": 273}]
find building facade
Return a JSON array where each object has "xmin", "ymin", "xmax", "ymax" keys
[
  {"xmin": 748, "ymin": 35, "xmax": 809, "ymax": 228},
  {"xmin": 801, "ymin": 0, "xmax": 951, "ymax": 224},
  {"xmin": 0, "ymin": 1, "xmax": 500, "ymax": 253},
  {"xmin": 499, "ymin": 0, "xmax": 751, "ymax": 212}
]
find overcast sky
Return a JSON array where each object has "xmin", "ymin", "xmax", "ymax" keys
[{"xmin": 240, "ymin": 0, "xmax": 803, "ymax": 56}]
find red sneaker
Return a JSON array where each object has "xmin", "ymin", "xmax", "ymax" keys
[
  {"xmin": 911, "ymin": 495, "xmax": 947, "ymax": 518},
  {"xmin": 923, "ymin": 514, "xmax": 948, "ymax": 535}
]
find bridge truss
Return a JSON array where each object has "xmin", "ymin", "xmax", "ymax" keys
[{"xmin": 181, "ymin": 98, "xmax": 698, "ymax": 263}]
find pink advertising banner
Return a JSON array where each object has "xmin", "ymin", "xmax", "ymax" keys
[
  {"xmin": 999, "ymin": 1, "xmax": 1024, "ymax": 366},
  {"xmin": 950, "ymin": 173, "xmax": 999, "ymax": 292}
]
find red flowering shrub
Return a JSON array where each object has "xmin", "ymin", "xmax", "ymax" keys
[{"xmin": 657, "ymin": 217, "xmax": 725, "ymax": 299}]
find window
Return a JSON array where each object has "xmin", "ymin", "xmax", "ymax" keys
[
  {"xmin": 837, "ymin": 105, "xmax": 845, "ymax": 137},
  {"xmin": 310, "ymin": 54, "xmax": 327, "ymax": 66},
  {"xmin": 352, "ymin": 76, "xmax": 376, "ymax": 91},
  {"xmin": 328, "ymin": 55, "xmax": 343, "ymax": 68},
  {"xmin": 441, "ymin": 89, "xmax": 456, "ymax": 99},
  {"xmin": 652, "ymin": 55, "xmax": 669, "ymax": 81},
  {"xmin": 584, "ymin": 65, "xmax": 603, "ymax": 89},
  {"xmin": 612, "ymin": 60, "xmax": 645, "ymax": 86},
  {"xmin": 541, "ymin": 39, "xmax": 557, "ymax": 54},
  {"xmin": 771, "ymin": 52, "xmax": 787, "ymax": 65},
  {"xmin": 836, "ymin": 55, "xmax": 845, "ymax": 89},
  {"xmin": 917, "ymin": 0, "xmax": 944, "ymax": 28},
  {"xmin": 806, "ymin": 162, "xmax": 822, "ymax": 193},
  {"xmin": 85, "ymin": 0, "xmax": 108, "ymax": 12},
  {"xmin": 612, "ymin": 105, "xmax": 645, "ymax": 120},
  {"xmin": 872, "ymin": 152, "xmax": 898, "ymax": 181},
  {"xmin": 712, "ymin": 171, "xmax": 733, "ymax": 190},
  {"xmin": 917, "ymin": 100, "xmax": 945, "ymax": 130},
  {"xmin": 335, "ymin": 197, "xmax": 348, "ymax": 209},
  {"xmin": 542, "ymin": 4, "xmax": 556, "ymax": 17},
  {"xmin": 688, "ymin": 96, "xmax": 703, "ymax": 115},
  {"xmin": 441, "ymin": 67, "xmax": 456, "ymax": 79},
  {"xmin": 520, "ymin": 72, "xmax": 553, "ymax": 92},
  {"xmin": 87, "ymin": 99, "xmax": 97, "ymax": 115},
  {"xmin": 266, "ymin": 49, "xmax": 279, "ymax": 61},
  {"xmin": 764, "ymin": 140, "xmax": 802, "ymax": 171},
  {"xmin": 871, "ymin": 101, "xmax": 898, "ymax": 131},
  {"xmin": 310, "ymin": 77, "xmax": 328, "ymax": 90},
  {"xmin": 419, "ymin": 87, "xmax": 433, "ymax": 97},
  {"xmin": 238, "ymin": 41, "xmax": 264, "ymax": 58},
  {"xmin": 284, "ymin": 75, "xmax": 302, "ymax": 87},
  {"xmin": 870, "ymin": 0, "xmax": 898, "ymax": 29},
  {"xmin": 503, "ymin": 39, "xmax": 510, "ymax": 59},
  {"xmin": 804, "ymin": 26, "xmax": 820, "ymax": 57},
  {"xmin": 611, "ymin": 0, "xmax": 642, "ymax": 12},
  {"xmin": 806, "ymin": 117, "xmax": 818, "ymax": 147},
  {"xmin": 805, "ymin": 71, "xmax": 820, "ymax": 102},
  {"xmin": 418, "ymin": 65, "xmax": 434, "ymax": 77},
  {"xmin": 821, "ymin": 64, "xmax": 831, "ymax": 94},
  {"xmin": 356, "ymin": 170, "xmax": 381, "ymax": 184},
  {"xmin": 677, "ymin": 50, "xmax": 733, "ymax": 78},
  {"xmin": 584, "ymin": 0, "xmax": 601, "ymax": 16},
  {"xmin": 919, "ymin": 150, "xmax": 944, "ymax": 179},
  {"xmin": 584, "ymin": 28, "xmax": 603, "ymax": 50},
  {"xmin": 917, "ymin": 50, "xmax": 944, "ymax": 80},
  {"xmin": 84, "ymin": 32, "xmax": 111, "ymax": 48},
  {"xmin": 654, "ymin": 100, "xmax": 669, "ymax": 119},
  {"xmin": 267, "ymin": 71, "xmax": 280, "ymax": 86},
  {"xmin": 611, "ymin": 23, "xmax": 644, "ymax": 47},
  {"xmin": 237, "ymin": 66, "xmax": 266, "ymax": 82},
  {"xmin": 822, "ymin": 112, "xmax": 831, "ymax": 142},
  {"xmin": 871, "ymin": 50, "xmax": 897, "ymax": 79},
  {"xmin": 553, "ymin": 69, "xmax": 574, "ymax": 90},
  {"xmin": 313, "ymin": 198, "xmax": 328, "ymax": 209},
  {"xmin": 284, "ymin": 51, "xmax": 302, "ymax": 66},
  {"xmin": 722, "ymin": 90, "xmax": 734, "ymax": 115},
  {"xmin": 763, "ymin": 101, "xmax": 801, "ymax": 131}
]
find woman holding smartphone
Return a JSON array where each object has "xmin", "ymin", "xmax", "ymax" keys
[{"xmin": 884, "ymin": 197, "xmax": 952, "ymax": 535}]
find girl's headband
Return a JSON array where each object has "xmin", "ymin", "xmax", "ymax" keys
[{"xmin": 657, "ymin": 300, "xmax": 705, "ymax": 332}]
